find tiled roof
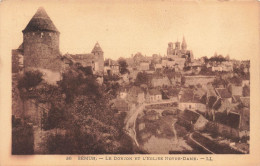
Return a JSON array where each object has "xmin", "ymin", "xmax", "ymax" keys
[
  {"xmin": 91, "ymin": 42, "xmax": 103, "ymax": 53},
  {"xmin": 148, "ymin": 89, "xmax": 161, "ymax": 95},
  {"xmin": 23, "ymin": 7, "xmax": 59, "ymax": 33},
  {"xmin": 240, "ymin": 97, "xmax": 250, "ymax": 108},
  {"xmin": 215, "ymin": 88, "xmax": 232, "ymax": 99},
  {"xmin": 129, "ymin": 86, "xmax": 143, "ymax": 95},
  {"xmin": 180, "ymin": 110, "xmax": 200, "ymax": 124},
  {"xmin": 179, "ymin": 89, "xmax": 201, "ymax": 103},
  {"xmin": 215, "ymin": 112, "xmax": 240, "ymax": 129}
]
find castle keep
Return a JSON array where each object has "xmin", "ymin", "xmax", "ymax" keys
[
  {"xmin": 22, "ymin": 7, "xmax": 62, "ymax": 72},
  {"xmin": 12, "ymin": 7, "xmax": 104, "ymax": 77}
]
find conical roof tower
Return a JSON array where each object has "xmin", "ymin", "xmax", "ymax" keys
[
  {"xmin": 91, "ymin": 42, "xmax": 103, "ymax": 53},
  {"xmin": 22, "ymin": 7, "xmax": 59, "ymax": 33}
]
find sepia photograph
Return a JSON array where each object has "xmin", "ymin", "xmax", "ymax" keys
[{"xmin": 0, "ymin": 0, "xmax": 260, "ymax": 165}]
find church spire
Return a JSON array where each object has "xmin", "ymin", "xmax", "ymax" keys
[{"xmin": 181, "ymin": 36, "xmax": 187, "ymax": 50}]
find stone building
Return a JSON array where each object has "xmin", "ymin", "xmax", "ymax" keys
[
  {"xmin": 64, "ymin": 42, "xmax": 104, "ymax": 75},
  {"xmin": 12, "ymin": 7, "xmax": 104, "ymax": 82},
  {"xmin": 167, "ymin": 37, "xmax": 194, "ymax": 61},
  {"xmin": 21, "ymin": 7, "xmax": 62, "ymax": 72}
]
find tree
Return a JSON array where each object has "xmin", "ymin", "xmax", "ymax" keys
[
  {"xmin": 78, "ymin": 66, "xmax": 93, "ymax": 75},
  {"xmin": 212, "ymin": 77, "xmax": 228, "ymax": 88},
  {"xmin": 18, "ymin": 70, "xmax": 43, "ymax": 91},
  {"xmin": 58, "ymin": 68, "xmax": 100, "ymax": 103},
  {"xmin": 135, "ymin": 72, "xmax": 149, "ymax": 86},
  {"xmin": 118, "ymin": 58, "xmax": 129, "ymax": 75}
]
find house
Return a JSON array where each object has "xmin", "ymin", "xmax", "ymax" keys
[
  {"xmin": 240, "ymin": 97, "xmax": 250, "ymax": 108},
  {"xmin": 184, "ymin": 76, "xmax": 215, "ymax": 88},
  {"xmin": 212, "ymin": 105, "xmax": 249, "ymax": 139},
  {"xmin": 111, "ymin": 99, "xmax": 130, "ymax": 112},
  {"xmin": 146, "ymin": 89, "xmax": 162, "ymax": 103},
  {"xmin": 178, "ymin": 89, "xmax": 206, "ymax": 112},
  {"xmin": 145, "ymin": 110, "xmax": 160, "ymax": 121},
  {"xmin": 178, "ymin": 110, "xmax": 208, "ymax": 131},
  {"xmin": 242, "ymin": 80, "xmax": 250, "ymax": 87},
  {"xmin": 120, "ymin": 73, "xmax": 130, "ymax": 83},
  {"xmin": 215, "ymin": 88, "xmax": 232, "ymax": 103},
  {"xmin": 104, "ymin": 59, "xmax": 120, "ymax": 75},
  {"xmin": 173, "ymin": 57, "xmax": 186, "ymax": 70},
  {"xmin": 151, "ymin": 76, "xmax": 171, "ymax": 87},
  {"xmin": 161, "ymin": 87, "xmax": 180, "ymax": 100},
  {"xmin": 118, "ymin": 88, "xmax": 128, "ymax": 99},
  {"xmin": 140, "ymin": 62, "xmax": 150, "ymax": 71},
  {"xmin": 212, "ymin": 66, "xmax": 223, "ymax": 72},
  {"xmin": 169, "ymin": 73, "xmax": 182, "ymax": 86},
  {"xmin": 229, "ymin": 85, "xmax": 243, "ymax": 96},
  {"xmin": 128, "ymin": 86, "xmax": 145, "ymax": 104},
  {"xmin": 221, "ymin": 61, "xmax": 233, "ymax": 72},
  {"xmin": 155, "ymin": 64, "xmax": 163, "ymax": 70}
]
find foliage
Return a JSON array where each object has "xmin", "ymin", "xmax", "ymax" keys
[
  {"xmin": 199, "ymin": 66, "xmax": 214, "ymax": 75},
  {"xmin": 57, "ymin": 68, "xmax": 100, "ymax": 103},
  {"xmin": 78, "ymin": 66, "xmax": 93, "ymax": 75},
  {"xmin": 118, "ymin": 58, "xmax": 129, "ymax": 74},
  {"xmin": 43, "ymin": 106, "xmax": 69, "ymax": 130},
  {"xmin": 12, "ymin": 116, "xmax": 34, "ymax": 154},
  {"xmin": 212, "ymin": 77, "xmax": 228, "ymax": 88},
  {"xmin": 209, "ymin": 54, "xmax": 227, "ymax": 62},
  {"xmin": 228, "ymin": 76, "xmax": 242, "ymax": 86},
  {"xmin": 135, "ymin": 72, "xmax": 150, "ymax": 86},
  {"xmin": 18, "ymin": 70, "xmax": 43, "ymax": 91}
]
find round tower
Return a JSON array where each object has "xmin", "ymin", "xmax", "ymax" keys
[
  {"xmin": 22, "ymin": 7, "xmax": 61, "ymax": 71},
  {"xmin": 91, "ymin": 42, "xmax": 104, "ymax": 74}
]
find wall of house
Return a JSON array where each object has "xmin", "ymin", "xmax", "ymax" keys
[
  {"xmin": 179, "ymin": 103, "xmax": 206, "ymax": 112},
  {"xmin": 194, "ymin": 116, "xmax": 208, "ymax": 131},
  {"xmin": 137, "ymin": 93, "xmax": 145, "ymax": 104},
  {"xmin": 184, "ymin": 76, "xmax": 215, "ymax": 88}
]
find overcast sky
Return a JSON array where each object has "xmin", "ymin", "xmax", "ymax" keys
[{"xmin": 0, "ymin": 0, "xmax": 259, "ymax": 60}]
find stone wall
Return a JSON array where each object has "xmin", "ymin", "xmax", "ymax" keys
[
  {"xmin": 23, "ymin": 31, "xmax": 62, "ymax": 72},
  {"xmin": 184, "ymin": 76, "xmax": 216, "ymax": 88}
]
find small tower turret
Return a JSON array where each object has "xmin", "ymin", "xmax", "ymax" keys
[{"xmin": 91, "ymin": 42, "xmax": 104, "ymax": 74}]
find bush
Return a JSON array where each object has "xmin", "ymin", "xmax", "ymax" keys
[{"xmin": 18, "ymin": 70, "xmax": 43, "ymax": 90}]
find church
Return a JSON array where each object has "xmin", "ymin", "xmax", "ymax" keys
[
  {"xmin": 12, "ymin": 7, "xmax": 104, "ymax": 83},
  {"xmin": 167, "ymin": 37, "xmax": 194, "ymax": 61}
]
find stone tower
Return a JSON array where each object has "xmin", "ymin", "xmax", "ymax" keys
[
  {"xmin": 91, "ymin": 42, "xmax": 104, "ymax": 74},
  {"xmin": 22, "ymin": 7, "xmax": 61, "ymax": 72},
  {"xmin": 181, "ymin": 36, "xmax": 187, "ymax": 51},
  {"xmin": 175, "ymin": 41, "xmax": 181, "ymax": 50}
]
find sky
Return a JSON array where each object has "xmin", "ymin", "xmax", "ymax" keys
[{"xmin": 0, "ymin": 0, "xmax": 259, "ymax": 60}]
